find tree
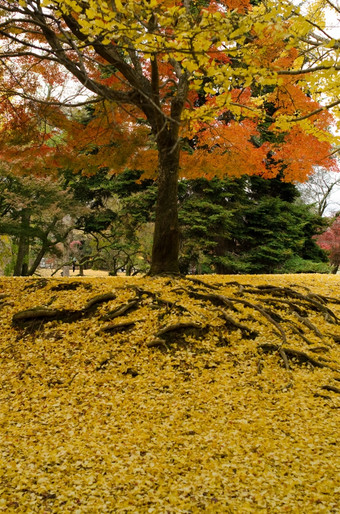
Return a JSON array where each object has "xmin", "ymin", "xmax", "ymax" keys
[
  {"xmin": 297, "ymin": 167, "xmax": 340, "ymax": 216},
  {"xmin": 178, "ymin": 176, "xmax": 245, "ymax": 273},
  {"xmin": 0, "ymin": 172, "xmax": 87, "ymax": 275},
  {"xmin": 315, "ymin": 214, "xmax": 340, "ymax": 274},
  {"xmin": 65, "ymin": 167, "xmax": 156, "ymax": 274},
  {"xmin": 0, "ymin": 0, "xmax": 338, "ymax": 273},
  {"xmin": 178, "ymin": 175, "xmax": 329, "ymax": 274}
]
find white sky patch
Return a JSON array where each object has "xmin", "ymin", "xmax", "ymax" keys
[{"xmin": 293, "ymin": 1, "xmax": 340, "ymax": 214}]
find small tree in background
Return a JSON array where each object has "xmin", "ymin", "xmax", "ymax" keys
[
  {"xmin": 0, "ymin": 172, "xmax": 87, "ymax": 275},
  {"xmin": 315, "ymin": 215, "xmax": 340, "ymax": 274},
  {"xmin": 297, "ymin": 168, "xmax": 340, "ymax": 217}
]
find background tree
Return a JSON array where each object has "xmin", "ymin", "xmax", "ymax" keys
[
  {"xmin": 315, "ymin": 214, "xmax": 340, "ymax": 274},
  {"xmin": 64, "ymin": 167, "xmax": 156, "ymax": 275},
  {"xmin": 297, "ymin": 167, "xmax": 340, "ymax": 216},
  {"xmin": 0, "ymin": 172, "xmax": 87, "ymax": 275},
  {"xmin": 64, "ymin": 166, "xmax": 329, "ymax": 276},
  {"xmin": 0, "ymin": 0, "xmax": 338, "ymax": 273},
  {"xmin": 178, "ymin": 176, "xmax": 329, "ymax": 274}
]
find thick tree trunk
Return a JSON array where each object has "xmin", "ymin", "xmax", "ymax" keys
[
  {"xmin": 149, "ymin": 143, "xmax": 180, "ymax": 275},
  {"xmin": 13, "ymin": 210, "xmax": 30, "ymax": 276}
]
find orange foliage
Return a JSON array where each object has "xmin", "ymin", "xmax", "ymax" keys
[
  {"xmin": 269, "ymin": 79, "xmax": 333, "ymax": 129},
  {"xmin": 249, "ymin": 25, "xmax": 302, "ymax": 73},
  {"xmin": 268, "ymin": 126, "xmax": 338, "ymax": 183},
  {"xmin": 0, "ymin": 71, "xmax": 336, "ymax": 186},
  {"xmin": 180, "ymin": 120, "xmax": 270, "ymax": 179},
  {"xmin": 225, "ymin": 0, "xmax": 251, "ymax": 12},
  {"xmin": 61, "ymin": 103, "xmax": 153, "ymax": 176},
  {"xmin": 230, "ymin": 87, "xmax": 252, "ymax": 105},
  {"xmin": 0, "ymin": 98, "xmax": 67, "ymax": 177},
  {"xmin": 272, "ymin": 48, "xmax": 299, "ymax": 71},
  {"xmin": 157, "ymin": 0, "xmax": 250, "ymax": 9}
]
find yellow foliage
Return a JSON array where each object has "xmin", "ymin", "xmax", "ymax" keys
[{"xmin": 0, "ymin": 274, "xmax": 340, "ymax": 511}]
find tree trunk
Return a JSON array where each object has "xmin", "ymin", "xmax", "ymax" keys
[
  {"xmin": 28, "ymin": 217, "xmax": 60, "ymax": 275},
  {"xmin": 28, "ymin": 244, "xmax": 48, "ymax": 276},
  {"xmin": 13, "ymin": 210, "xmax": 30, "ymax": 276},
  {"xmin": 332, "ymin": 264, "xmax": 339, "ymax": 274},
  {"xmin": 149, "ymin": 142, "xmax": 180, "ymax": 275}
]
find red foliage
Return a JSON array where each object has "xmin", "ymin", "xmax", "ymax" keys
[{"xmin": 315, "ymin": 216, "xmax": 340, "ymax": 268}]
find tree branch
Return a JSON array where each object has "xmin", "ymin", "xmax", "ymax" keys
[{"xmin": 290, "ymin": 98, "xmax": 340, "ymax": 122}]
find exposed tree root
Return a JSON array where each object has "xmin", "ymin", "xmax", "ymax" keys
[
  {"xmin": 148, "ymin": 322, "xmax": 207, "ymax": 349},
  {"xmin": 96, "ymin": 321, "xmax": 136, "ymax": 335},
  {"xmin": 155, "ymin": 322, "xmax": 203, "ymax": 337},
  {"xmin": 259, "ymin": 343, "xmax": 339, "ymax": 371},
  {"xmin": 11, "ymin": 279, "xmax": 340, "ymax": 389},
  {"xmin": 0, "ymin": 294, "xmax": 13, "ymax": 310},
  {"xmin": 101, "ymin": 299, "xmax": 139, "ymax": 321},
  {"xmin": 185, "ymin": 277, "xmax": 220, "ymax": 290},
  {"xmin": 286, "ymin": 323, "xmax": 314, "ymax": 346},
  {"xmin": 12, "ymin": 292, "xmax": 117, "ymax": 329},
  {"xmin": 12, "ymin": 306, "xmax": 74, "ymax": 325},
  {"xmin": 278, "ymin": 348, "xmax": 290, "ymax": 371},
  {"xmin": 83, "ymin": 292, "xmax": 117, "ymax": 310},
  {"xmin": 147, "ymin": 338, "xmax": 169, "ymax": 349},
  {"xmin": 23, "ymin": 278, "xmax": 49, "ymax": 291},
  {"xmin": 310, "ymin": 346, "xmax": 331, "ymax": 353},
  {"xmin": 262, "ymin": 298, "xmax": 309, "ymax": 317},
  {"xmin": 321, "ymin": 385, "xmax": 340, "ymax": 394},
  {"xmin": 219, "ymin": 311, "xmax": 258, "ymax": 339},
  {"xmin": 241, "ymin": 285, "xmax": 339, "ymax": 323},
  {"xmin": 292, "ymin": 312, "xmax": 324, "ymax": 339},
  {"xmin": 184, "ymin": 290, "xmax": 288, "ymax": 344},
  {"xmin": 178, "ymin": 288, "xmax": 239, "ymax": 311},
  {"xmin": 123, "ymin": 286, "xmax": 191, "ymax": 314},
  {"xmin": 50, "ymin": 282, "xmax": 92, "ymax": 292}
]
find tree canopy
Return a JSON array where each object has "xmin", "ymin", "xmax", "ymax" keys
[{"xmin": 0, "ymin": 0, "xmax": 339, "ymax": 272}]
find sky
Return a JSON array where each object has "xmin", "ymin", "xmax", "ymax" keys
[
  {"xmin": 301, "ymin": 1, "xmax": 340, "ymax": 215},
  {"xmin": 323, "ymin": 3, "xmax": 340, "ymax": 214}
]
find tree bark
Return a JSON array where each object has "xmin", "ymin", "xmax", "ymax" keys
[
  {"xmin": 149, "ymin": 140, "xmax": 180, "ymax": 275},
  {"xmin": 28, "ymin": 244, "xmax": 48, "ymax": 276},
  {"xmin": 13, "ymin": 210, "xmax": 30, "ymax": 276}
]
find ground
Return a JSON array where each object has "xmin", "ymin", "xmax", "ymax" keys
[
  {"xmin": 0, "ymin": 274, "xmax": 339, "ymax": 513},
  {"xmin": 39, "ymin": 268, "xmax": 110, "ymax": 278}
]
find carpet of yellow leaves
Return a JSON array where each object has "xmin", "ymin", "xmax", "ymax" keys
[{"xmin": 0, "ymin": 274, "xmax": 339, "ymax": 513}]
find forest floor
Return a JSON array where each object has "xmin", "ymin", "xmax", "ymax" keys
[
  {"xmin": 38, "ymin": 268, "xmax": 111, "ymax": 278},
  {"xmin": 0, "ymin": 274, "xmax": 339, "ymax": 513}
]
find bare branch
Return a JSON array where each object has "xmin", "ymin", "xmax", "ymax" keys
[
  {"xmin": 278, "ymin": 65, "xmax": 340, "ymax": 76},
  {"xmin": 290, "ymin": 98, "xmax": 340, "ymax": 122},
  {"xmin": 0, "ymin": 89, "xmax": 103, "ymax": 108},
  {"xmin": 324, "ymin": 0, "xmax": 340, "ymax": 14}
]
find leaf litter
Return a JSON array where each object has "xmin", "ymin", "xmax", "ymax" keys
[{"xmin": 0, "ymin": 274, "xmax": 339, "ymax": 512}]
